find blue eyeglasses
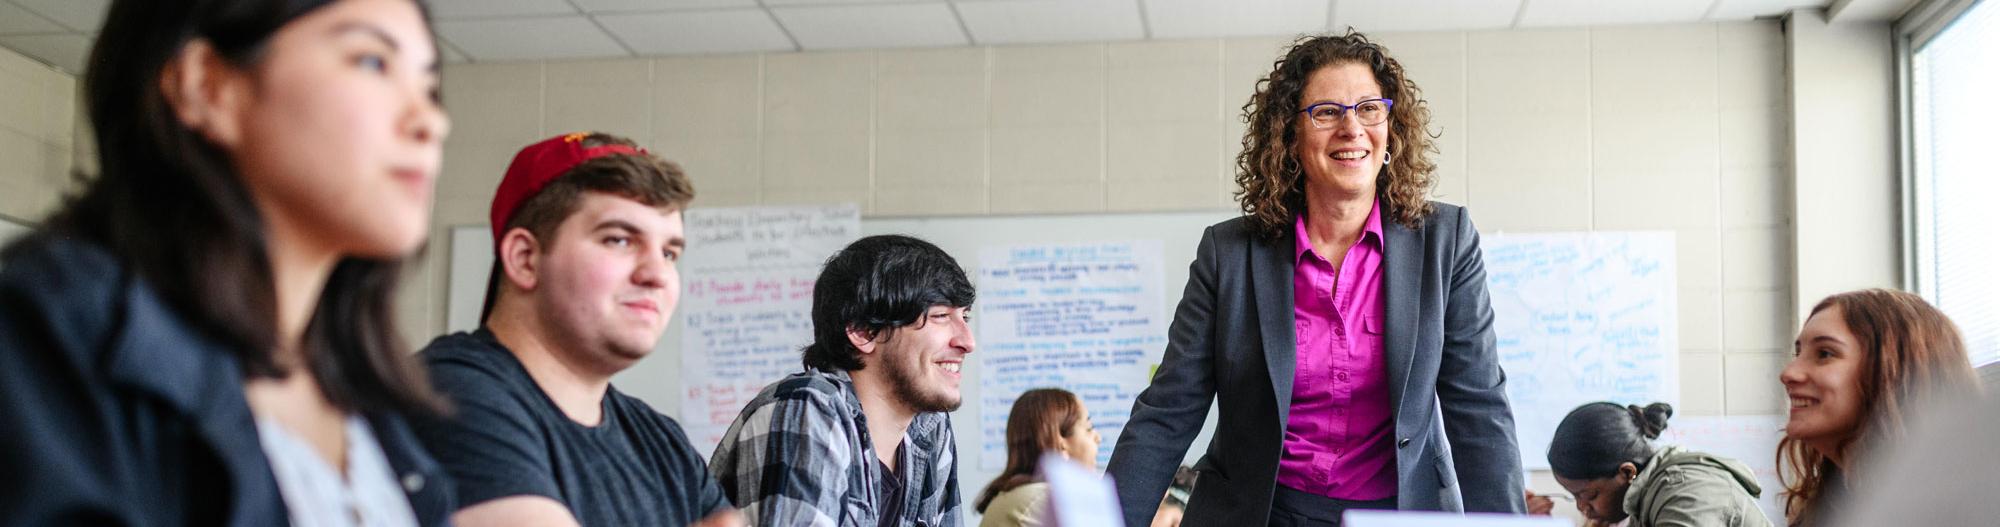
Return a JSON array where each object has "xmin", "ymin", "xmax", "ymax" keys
[{"xmin": 1298, "ymin": 98, "xmax": 1394, "ymax": 128}]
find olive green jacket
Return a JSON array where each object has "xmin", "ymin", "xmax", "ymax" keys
[{"xmin": 1623, "ymin": 446, "xmax": 1772, "ymax": 527}]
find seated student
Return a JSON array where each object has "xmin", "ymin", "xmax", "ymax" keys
[
  {"xmin": 1778, "ymin": 289, "xmax": 1979, "ymax": 526},
  {"xmin": 411, "ymin": 132, "xmax": 741, "ymax": 527},
  {"xmin": 0, "ymin": 0, "xmax": 455, "ymax": 524},
  {"xmin": 710, "ymin": 234, "xmax": 976, "ymax": 526},
  {"xmin": 976, "ymin": 388, "xmax": 1103, "ymax": 527},
  {"xmin": 1549, "ymin": 402, "xmax": 1769, "ymax": 527}
]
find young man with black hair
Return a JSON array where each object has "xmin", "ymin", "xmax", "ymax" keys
[
  {"xmin": 412, "ymin": 132, "xmax": 741, "ymax": 527},
  {"xmin": 710, "ymin": 234, "xmax": 977, "ymax": 527}
]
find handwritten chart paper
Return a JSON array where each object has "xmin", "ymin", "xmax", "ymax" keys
[
  {"xmin": 1483, "ymin": 232, "xmax": 1679, "ymax": 469},
  {"xmin": 976, "ymin": 241, "xmax": 1165, "ymax": 470},
  {"xmin": 680, "ymin": 204, "xmax": 860, "ymax": 451},
  {"xmin": 1659, "ymin": 415, "xmax": 1787, "ymax": 523}
]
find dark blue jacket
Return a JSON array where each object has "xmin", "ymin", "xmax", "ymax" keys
[
  {"xmin": 1106, "ymin": 204, "xmax": 1525, "ymax": 527},
  {"xmin": 0, "ymin": 234, "xmax": 454, "ymax": 526}
]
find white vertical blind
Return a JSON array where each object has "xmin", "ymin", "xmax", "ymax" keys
[{"xmin": 1912, "ymin": 0, "xmax": 2000, "ymax": 365}]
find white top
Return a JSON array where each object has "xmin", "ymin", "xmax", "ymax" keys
[{"xmin": 255, "ymin": 415, "xmax": 418, "ymax": 527}]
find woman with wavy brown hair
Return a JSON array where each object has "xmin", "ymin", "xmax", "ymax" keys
[
  {"xmin": 1105, "ymin": 31, "xmax": 1523, "ymax": 527},
  {"xmin": 1777, "ymin": 289, "xmax": 1978, "ymax": 526}
]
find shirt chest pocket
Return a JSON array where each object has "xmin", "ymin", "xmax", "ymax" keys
[{"xmin": 1357, "ymin": 314, "xmax": 1386, "ymax": 353}]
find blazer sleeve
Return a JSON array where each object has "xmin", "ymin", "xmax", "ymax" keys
[
  {"xmin": 1105, "ymin": 224, "xmax": 1221, "ymax": 527},
  {"xmin": 0, "ymin": 246, "xmax": 139, "ymax": 525},
  {"xmin": 1434, "ymin": 206, "xmax": 1526, "ymax": 513}
]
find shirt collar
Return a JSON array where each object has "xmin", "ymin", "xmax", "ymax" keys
[{"xmin": 1294, "ymin": 199, "xmax": 1384, "ymax": 262}]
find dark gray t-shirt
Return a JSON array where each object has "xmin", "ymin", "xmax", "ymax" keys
[{"xmin": 412, "ymin": 330, "xmax": 730, "ymax": 526}]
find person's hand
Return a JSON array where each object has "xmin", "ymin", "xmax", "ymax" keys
[{"xmin": 1524, "ymin": 490, "xmax": 1555, "ymax": 515}]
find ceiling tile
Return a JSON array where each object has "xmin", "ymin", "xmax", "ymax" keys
[
  {"xmin": 0, "ymin": 33, "xmax": 92, "ymax": 74},
  {"xmin": 772, "ymin": 3, "xmax": 968, "ymax": 50},
  {"xmin": 426, "ymin": 0, "xmax": 576, "ymax": 19},
  {"xmin": 437, "ymin": 16, "xmax": 629, "ymax": 61},
  {"xmin": 11, "ymin": 0, "xmax": 107, "ymax": 32},
  {"xmin": 1144, "ymin": 0, "xmax": 1327, "ymax": 39},
  {"xmin": 956, "ymin": 0, "xmax": 1144, "ymax": 45},
  {"xmin": 1518, "ymin": 0, "xmax": 1713, "ymax": 27},
  {"xmin": 766, "ymin": 0, "xmax": 939, "ymax": 5},
  {"xmin": 599, "ymin": 9, "xmax": 795, "ymax": 54},
  {"xmin": 1338, "ymin": 0, "xmax": 1522, "ymax": 32},
  {"xmin": 1707, "ymin": 0, "xmax": 1828, "ymax": 19},
  {"xmin": 573, "ymin": 0, "xmax": 759, "ymax": 10},
  {"xmin": 0, "ymin": 2, "xmax": 65, "ymax": 35}
]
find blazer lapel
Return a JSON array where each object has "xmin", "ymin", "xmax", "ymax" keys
[
  {"xmin": 1381, "ymin": 219, "xmax": 1423, "ymax": 418},
  {"xmin": 1252, "ymin": 233, "xmax": 1299, "ymax": 426}
]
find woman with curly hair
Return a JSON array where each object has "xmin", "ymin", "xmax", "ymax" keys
[
  {"xmin": 1778, "ymin": 289, "xmax": 1978, "ymax": 526},
  {"xmin": 1105, "ymin": 31, "xmax": 1523, "ymax": 527}
]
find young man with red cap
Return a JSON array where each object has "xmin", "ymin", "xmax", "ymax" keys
[{"xmin": 412, "ymin": 132, "xmax": 742, "ymax": 527}]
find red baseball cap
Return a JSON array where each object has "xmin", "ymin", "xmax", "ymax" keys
[{"xmin": 489, "ymin": 132, "xmax": 645, "ymax": 244}]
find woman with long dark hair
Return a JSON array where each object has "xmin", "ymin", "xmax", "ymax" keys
[
  {"xmin": 975, "ymin": 388, "xmax": 1101, "ymax": 527},
  {"xmin": 0, "ymin": 0, "xmax": 451, "ymax": 524},
  {"xmin": 1778, "ymin": 289, "xmax": 1978, "ymax": 526},
  {"xmin": 1549, "ymin": 402, "xmax": 1769, "ymax": 527}
]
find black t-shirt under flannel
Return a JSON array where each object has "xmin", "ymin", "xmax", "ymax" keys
[
  {"xmin": 877, "ymin": 442, "xmax": 908, "ymax": 527},
  {"xmin": 412, "ymin": 329, "xmax": 730, "ymax": 526}
]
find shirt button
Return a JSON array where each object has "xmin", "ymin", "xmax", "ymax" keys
[
  {"xmin": 1337, "ymin": 371, "xmax": 1349, "ymax": 381},
  {"xmin": 402, "ymin": 473, "xmax": 425, "ymax": 493}
]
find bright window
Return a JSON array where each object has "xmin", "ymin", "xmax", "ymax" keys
[{"xmin": 1911, "ymin": 0, "xmax": 2000, "ymax": 365}]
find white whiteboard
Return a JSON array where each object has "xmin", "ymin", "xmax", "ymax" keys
[{"xmin": 1484, "ymin": 232, "xmax": 1680, "ymax": 470}]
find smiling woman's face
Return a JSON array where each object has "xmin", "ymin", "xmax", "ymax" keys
[
  {"xmin": 1293, "ymin": 62, "xmax": 1390, "ymax": 202},
  {"xmin": 1781, "ymin": 305, "xmax": 1868, "ymax": 455}
]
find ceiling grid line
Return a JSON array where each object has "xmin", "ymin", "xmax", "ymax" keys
[
  {"xmin": 943, "ymin": 0, "xmax": 977, "ymax": 46},
  {"xmin": 1135, "ymin": 0, "xmax": 1153, "ymax": 40},
  {"xmin": 566, "ymin": 0, "xmax": 638, "ymax": 57},
  {"xmin": 754, "ymin": 0, "xmax": 804, "ymax": 53},
  {"xmin": 1702, "ymin": 0, "xmax": 1729, "ymax": 19}
]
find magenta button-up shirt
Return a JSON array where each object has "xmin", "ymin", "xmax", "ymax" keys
[{"xmin": 1274, "ymin": 202, "xmax": 1397, "ymax": 501}]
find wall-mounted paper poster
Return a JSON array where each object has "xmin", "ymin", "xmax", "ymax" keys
[
  {"xmin": 975, "ymin": 240, "xmax": 1165, "ymax": 469},
  {"xmin": 678, "ymin": 204, "xmax": 861, "ymax": 452},
  {"xmin": 1483, "ymin": 232, "xmax": 1680, "ymax": 470}
]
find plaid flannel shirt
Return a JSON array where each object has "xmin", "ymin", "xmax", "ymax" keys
[{"xmin": 710, "ymin": 367, "xmax": 962, "ymax": 527}]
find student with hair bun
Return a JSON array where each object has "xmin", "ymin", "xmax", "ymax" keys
[{"xmin": 1550, "ymin": 402, "xmax": 1771, "ymax": 527}]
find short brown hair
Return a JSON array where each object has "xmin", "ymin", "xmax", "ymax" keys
[{"xmin": 481, "ymin": 133, "xmax": 694, "ymax": 320}]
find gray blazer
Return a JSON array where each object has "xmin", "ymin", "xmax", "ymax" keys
[{"xmin": 1105, "ymin": 203, "xmax": 1524, "ymax": 526}]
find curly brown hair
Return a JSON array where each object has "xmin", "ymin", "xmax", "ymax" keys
[
  {"xmin": 1778, "ymin": 289, "xmax": 1979, "ymax": 526},
  {"xmin": 1234, "ymin": 30, "xmax": 1437, "ymax": 238}
]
